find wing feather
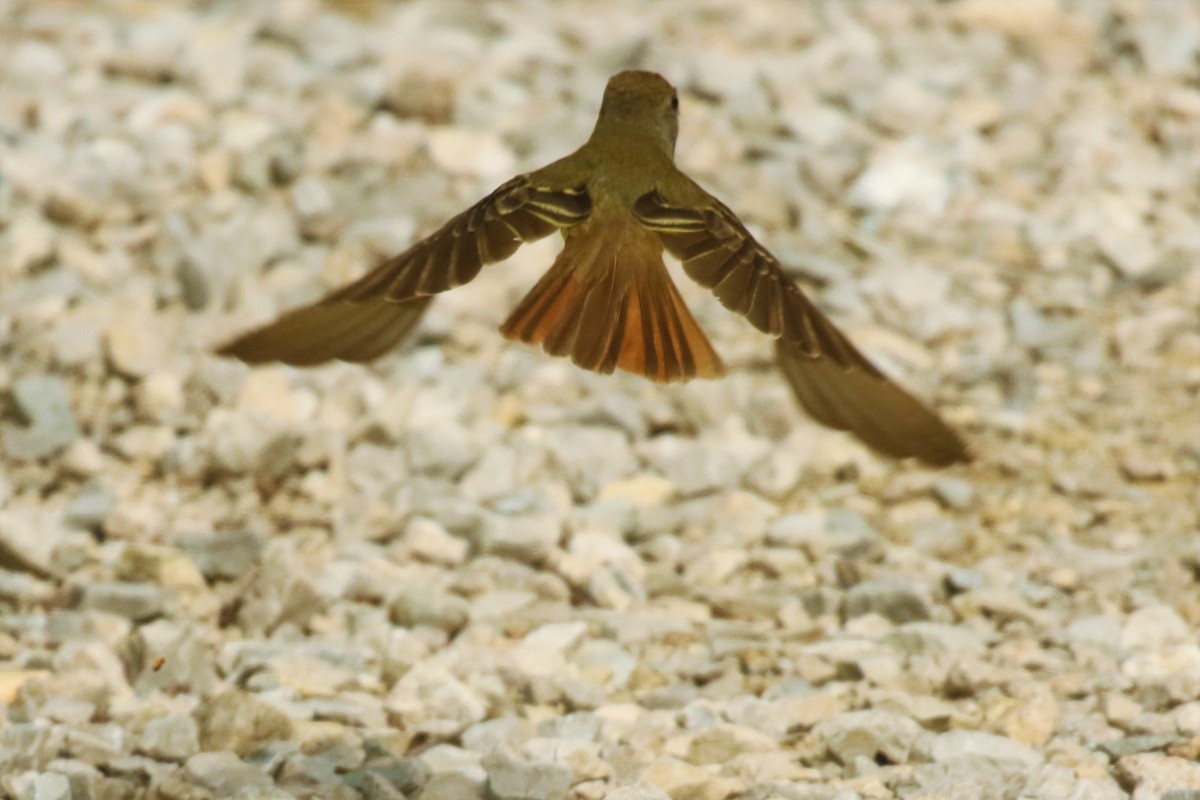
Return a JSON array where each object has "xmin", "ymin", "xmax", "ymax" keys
[{"xmin": 634, "ymin": 187, "xmax": 968, "ymax": 465}]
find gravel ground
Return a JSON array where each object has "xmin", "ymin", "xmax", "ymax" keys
[{"xmin": 2, "ymin": 0, "xmax": 1199, "ymax": 798}]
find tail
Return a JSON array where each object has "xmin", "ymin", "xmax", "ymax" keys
[{"xmin": 500, "ymin": 228, "xmax": 724, "ymax": 382}]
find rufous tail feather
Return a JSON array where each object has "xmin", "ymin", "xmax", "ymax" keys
[{"xmin": 500, "ymin": 230, "xmax": 724, "ymax": 382}]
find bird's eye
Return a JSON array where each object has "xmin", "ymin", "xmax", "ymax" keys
[{"xmin": 670, "ymin": 94, "xmax": 679, "ymax": 111}]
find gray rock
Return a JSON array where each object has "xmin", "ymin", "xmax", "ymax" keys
[
  {"xmin": 77, "ymin": 581, "xmax": 174, "ymax": 622},
  {"xmin": 194, "ymin": 689, "xmax": 294, "ymax": 756},
  {"xmin": 19, "ymin": 773, "xmax": 71, "ymax": 800},
  {"xmin": 406, "ymin": 422, "xmax": 480, "ymax": 480},
  {"xmin": 63, "ymin": 482, "xmax": 115, "ymax": 531},
  {"xmin": 0, "ymin": 510, "xmax": 69, "ymax": 578},
  {"xmin": 4, "ymin": 210, "xmax": 56, "ymax": 273},
  {"xmin": 105, "ymin": 316, "xmax": 170, "ymax": 378},
  {"xmin": 483, "ymin": 750, "xmax": 574, "ymax": 800},
  {"xmin": 885, "ymin": 622, "xmax": 986, "ymax": 657},
  {"xmin": 813, "ymin": 709, "xmax": 923, "ymax": 766},
  {"xmin": 461, "ymin": 718, "xmax": 537, "ymax": 754},
  {"xmin": 204, "ymin": 410, "xmax": 300, "ymax": 478},
  {"xmin": 132, "ymin": 621, "xmax": 219, "ymax": 695},
  {"xmin": 638, "ymin": 436, "xmax": 742, "ymax": 497},
  {"xmin": 925, "ymin": 730, "xmax": 1043, "ymax": 770},
  {"xmin": 185, "ymin": 751, "xmax": 274, "ymax": 793},
  {"xmin": 64, "ymin": 722, "xmax": 126, "ymax": 763},
  {"xmin": 904, "ymin": 758, "xmax": 1032, "ymax": 799},
  {"xmin": 344, "ymin": 755, "xmax": 430, "ymax": 799},
  {"xmin": 385, "ymin": 664, "xmax": 486, "ymax": 736},
  {"xmin": 2, "ymin": 376, "xmax": 78, "ymax": 461},
  {"xmin": 175, "ymin": 530, "xmax": 265, "ymax": 581},
  {"xmin": 233, "ymin": 132, "xmax": 305, "ymax": 191},
  {"xmin": 231, "ymin": 787, "xmax": 297, "ymax": 800},
  {"xmin": 1097, "ymin": 733, "xmax": 1179, "ymax": 759},
  {"xmin": 684, "ymin": 723, "xmax": 777, "ymax": 765},
  {"xmin": 933, "ymin": 477, "xmax": 974, "ymax": 510},
  {"xmin": 418, "ymin": 772, "xmax": 486, "ymax": 800},
  {"xmin": 543, "ymin": 426, "xmax": 637, "ymax": 500},
  {"xmin": 841, "ymin": 578, "xmax": 931, "ymax": 624},
  {"xmin": 1116, "ymin": 753, "xmax": 1200, "ymax": 797},
  {"xmin": 389, "ymin": 586, "xmax": 469, "ymax": 633},
  {"xmin": 419, "ymin": 744, "xmax": 486, "ymax": 783},
  {"xmin": 476, "ymin": 512, "xmax": 562, "ymax": 565},
  {"xmin": 767, "ymin": 510, "xmax": 880, "ymax": 559},
  {"xmin": 603, "ymin": 786, "xmax": 673, "ymax": 800},
  {"xmin": 137, "ymin": 714, "xmax": 200, "ymax": 762}
]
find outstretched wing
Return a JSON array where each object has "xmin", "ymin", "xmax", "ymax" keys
[
  {"xmin": 633, "ymin": 187, "xmax": 968, "ymax": 466},
  {"xmin": 217, "ymin": 175, "xmax": 591, "ymax": 365}
]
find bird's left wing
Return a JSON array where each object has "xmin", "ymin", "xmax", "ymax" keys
[{"xmin": 633, "ymin": 185, "xmax": 968, "ymax": 466}]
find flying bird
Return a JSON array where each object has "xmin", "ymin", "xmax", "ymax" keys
[{"xmin": 217, "ymin": 71, "xmax": 968, "ymax": 466}]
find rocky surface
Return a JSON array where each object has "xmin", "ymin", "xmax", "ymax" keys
[{"xmin": 1, "ymin": 0, "xmax": 1199, "ymax": 798}]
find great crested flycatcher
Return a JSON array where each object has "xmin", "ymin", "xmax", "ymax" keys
[{"xmin": 218, "ymin": 71, "xmax": 968, "ymax": 465}]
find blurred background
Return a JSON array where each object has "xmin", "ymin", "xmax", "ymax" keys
[{"xmin": 0, "ymin": 1, "xmax": 1198, "ymax": 798}]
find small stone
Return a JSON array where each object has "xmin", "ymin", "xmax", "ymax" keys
[
  {"xmin": 1116, "ymin": 753, "xmax": 1200, "ymax": 798},
  {"xmin": 20, "ymin": 773, "xmax": 71, "ymax": 800},
  {"xmin": 684, "ymin": 723, "xmax": 777, "ymax": 765},
  {"xmin": 597, "ymin": 474, "xmax": 676, "ymax": 507},
  {"xmin": 482, "ymin": 750, "xmax": 573, "ymax": 800},
  {"xmin": 885, "ymin": 622, "xmax": 985, "ymax": 657},
  {"xmin": 385, "ymin": 664, "xmax": 485, "ymax": 736},
  {"xmin": 63, "ymin": 482, "xmax": 116, "ymax": 531},
  {"xmin": 926, "ymin": 730, "xmax": 1043, "ymax": 770},
  {"xmin": 461, "ymin": 718, "xmax": 537, "ymax": 754},
  {"xmin": 604, "ymin": 786, "xmax": 673, "ymax": 800},
  {"xmin": 185, "ymin": 751, "xmax": 274, "ymax": 793},
  {"xmin": 405, "ymin": 517, "xmax": 469, "ymax": 566},
  {"xmin": 1121, "ymin": 605, "xmax": 1192, "ymax": 652},
  {"xmin": 994, "ymin": 684, "xmax": 1058, "ymax": 747},
  {"xmin": 427, "ymin": 128, "xmax": 515, "ymax": 178},
  {"xmin": 0, "ymin": 511, "xmax": 69, "ymax": 578},
  {"xmin": 418, "ymin": 773, "xmax": 486, "ymax": 800},
  {"xmin": 2, "ymin": 376, "xmax": 78, "ymax": 461},
  {"xmin": 1099, "ymin": 733, "xmax": 1179, "ymax": 759},
  {"xmin": 638, "ymin": 436, "xmax": 742, "ymax": 497},
  {"xmin": 138, "ymin": 714, "xmax": 200, "ymax": 762},
  {"xmin": 544, "ymin": 426, "xmax": 638, "ymax": 500},
  {"xmin": 4, "ymin": 210, "xmax": 56, "ymax": 273},
  {"xmin": 842, "ymin": 578, "xmax": 931, "ymax": 625},
  {"xmin": 204, "ymin": 409, "xmax": 299, "ymax": 478},
  {"xmin": 813, "ymin": 710, "xmax": 923, "ymax": 766},
  {"xmin": 194, "ymin": 688, "xmax": 294, "ymax": 756},
  {"xmin": 106, "ymin": 316, "xmax": 170, "ymax": 378},
  {"xmin": 849, "ymin": 138, "xmax": 950, "ymax": 216},
  {"xmin": 767, "ymin": 510, "xmax": 880, "ymax": 559},
  {"xmin": 389, "ymin": 586, "xmax": 469, "ymax": 633},
  {"xmin": 639, "ymin": 757, "xmax": 741, "ymax": 800},
  {"xmin": 476, "ymin": 512, "xmax": 563, "ymax": 564},
  {"xmin": 175, "ymin": 530, "xmax": 265, "ymax": 581},
  {"xmin": 933, "ymin": 477, "xmax": 974, "ymax": 510},
  {"xmin": 77, "ymin": 582, "xmax": 173, "ymax": 622},
  {"xmin": 1123, "ymin": 646, "xmax": 1200, "ymax": 704}
]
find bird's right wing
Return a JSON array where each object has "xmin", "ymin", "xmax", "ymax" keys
[
  {"xmin": 634, "ymin": 186, "xmax": 968, "ymax": 466},
  {"xmin": 217, "ymin": 175, "xmax": 591, "ymax": 365}
]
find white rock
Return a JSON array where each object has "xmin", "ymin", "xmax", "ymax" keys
[
  {"xmin": 427, "ymin": 127, "xmax": 515, "ymax": 178},
  {"xmin": 849, "ymin": 138, "xmax": 952, "ymax": 217}
]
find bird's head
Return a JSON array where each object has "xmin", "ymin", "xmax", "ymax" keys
[{"xmin": 595, "ymin": 70, "xmax": 680, "ymax": 156}]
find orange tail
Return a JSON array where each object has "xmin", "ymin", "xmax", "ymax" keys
[{"xmin": 500, "ymin": 229, "xmax": 724, "ymax": 382}]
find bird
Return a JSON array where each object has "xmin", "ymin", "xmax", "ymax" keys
[{"xmin": 217, "ymin": 70, "xmax": 969, "ymax": 466}]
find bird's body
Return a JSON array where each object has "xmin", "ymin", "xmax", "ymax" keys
[{"xmin": 218, "ymin": 71, "xmax": 969, "ymax": 465}]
